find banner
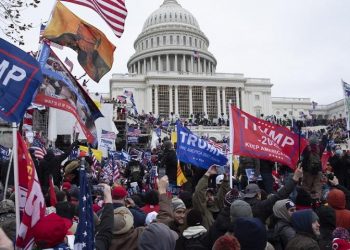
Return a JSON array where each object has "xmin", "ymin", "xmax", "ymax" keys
[
  {"xmin": 36, "ymin": 43, "xmax": 103, "ymax": 145},
  {"xmin": 43, "ymin": 1, "xmax": 116, "ymax": 82},
  {"xmin": 99, "ymin": 129, "xmax": 116, "ymax": 156},
  {"xmin": 0, "ymin": 145, "xmax": 11, "ymax": 161},
  {"xmin": 176, "ymin": 122, "xmax": 228, "ymax": 169},
  {"xmin": 16, "ymin": 132, "xmax": 46, "ymax": 249},
  {"xmin": 79, "ymin": 146, "xmax": 102, "ymax": 162},
  {"xmin": 0, "ymin": 38, "xmax": 43, "ymax": 123},
  {"xmin": 230, "ymin": 106, "xmax": 308, "ymax": 169}
]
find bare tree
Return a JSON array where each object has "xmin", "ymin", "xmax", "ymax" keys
[{"xmin": 0, "ymin": 0, "xmax": 41, "ymax": 45}]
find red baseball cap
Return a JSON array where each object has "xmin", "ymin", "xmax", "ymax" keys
[{"xmin": 112, "ymin": 185, "xmax": 128, "ymax": 200}]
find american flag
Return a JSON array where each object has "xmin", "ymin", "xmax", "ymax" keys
[
  {"xmin": 90, "ymin": 153, "xmax": 100, "ymax": 180},
  {"xmin": 74, "ymin": 163, "xmax": 94, "ymax": 250},
  {"xmin": 130, "ymin": 94, "xmax": 138, "ymax": 115},
  {"xmin": 101, "ymin": 129, "xmax": 116, "ymax": 140},
  {"xmin": 61, "ymin": 0, "xmax": 128, "ymax": 38},
  {"xmin": 113, "ymin": 160, "xmax": 121, "ymax": 183},
  {"xmin": 116, "ymin": 95, "xmax": 127, "ymax": 102},
  {"xmin": 127, "ymin": 127, "xmax": 141, "ymax": 136},
  {"xmin": 64, "ymin": 57, "xmax": 74, "ymax": 72},
  {"xmin": 30, "ymin": 138, "xmax": 47, "ymax": 160},
  {"xmin": 23, "ymin": 108, "xmax": 34, "ymax": 131},
  {"xmin": 208, "ymin": 139, "xmax": 229, "ymax": 155}
]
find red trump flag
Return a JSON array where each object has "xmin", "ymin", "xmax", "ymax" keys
[{"xmin": 230, "ymin": 106, "xmax": 308, "ymax": 169}]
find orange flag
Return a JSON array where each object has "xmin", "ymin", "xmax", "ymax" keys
[{"xmin": 43, "ymin": 1, "xmax": 116, "ymax": 82}]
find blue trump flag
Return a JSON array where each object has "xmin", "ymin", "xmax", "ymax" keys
[
  {"xmin": 176, "ymin": 122, "xmax": 228, "ymax": 169},
  {"xmin": 0, "ymin": 38, "xmax": 43, "ymax": 123}
]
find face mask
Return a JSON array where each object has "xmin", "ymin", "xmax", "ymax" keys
[{"xmin": 335, "ymin": 149, "xmax": 343, "ymax": 156}]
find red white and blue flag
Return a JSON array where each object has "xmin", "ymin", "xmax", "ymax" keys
[
  {"xmin": 61, "ymin": 0, "xmax": 128, "ymax": 38},
  {"xmin": 30, "ymin": 137, "xmax": 47, "ymax": 160}
]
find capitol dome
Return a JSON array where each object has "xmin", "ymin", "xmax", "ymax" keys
[{"xmin": 127, "ymin": 0, "xmax": 217, "ymax": 75}]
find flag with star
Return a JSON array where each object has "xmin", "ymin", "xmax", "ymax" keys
[
  {"xmin": 74, "ymin": 163, "xmax": 94, "ymax": 250},
  {"xmin": 342, "ymin": 80, "xmax": 350, "ymax": 130}
]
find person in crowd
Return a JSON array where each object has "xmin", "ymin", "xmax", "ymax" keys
[
  {"xmin": 176, "ymin": 209, "xmax": 207, "ymax": 250},
  {"xmin": 212, "ymin": 235, "xmax": 241, "ymax": 250},
  {"xmin": 271, "ymin": 199, "xmax": 296, "ymax": 249},
  {"xmin": 202, "ymin": 188, "xmax": 242, "ymax": 249},
  {"xmin": 159, "ymin": 141, "xmax": 177, "ymax": 184},
  {"xmin": 315, "ymin": 205, "xmax": 336, "ymax": 250},
  {"xmin": 301, "ymin": 136, "xmax": 322, "ymax": 199},
  {"xmin": 38, "ymin": 140, "xmax": 79, "ymax": 189},
  {"xmin": 257, "ymin": 159, "xmax": 275, "ymax": 194},
  {"xmin": 230, "ymin": 217, "xmax": 274, "ymax": 250},
  {"xmin": 138, "ymin": 222, "xmax": 178, "ymax": 250},
  {"xmin": 295, "ymin": 187, "xmax": 313, "ymax": 210},
  {"xmin": 111, "ymin": 185, "xmax": 146, "ymax": 227},
  {"xmin": 236, "ymin": 156, "xmax": 260, "ymax": 190},
  {"xmin": 141, "ymin": 190, "xmax": 159, "ymax": 214},
  {"xmin": 109, "ymin": 206, "xmax": 144, "ymax": 250},
  {"xmin": 156, "ymin": 175, "xmax": 187, "ymax": 235},
  {"xmin": 124, "ymin": 159, "xmax": 145, "ymax": 191},
  {"xmin": 327, "ymin": 185, "xmax": 350, "ymax": 230},
  {"xmin": 230, "ymin": 200, "xmax": 253, "ymax": 223},
  {"xmin": 0, "ymin": 199, "xmax": 16, "ymax": 242},
  {"xmin": 192, "ymin": 165, "xmax": 230, "ymax": 230},
  {"xmin": 243, "ymin": 165, "xmax": 303, "ymax": 224},
  {"xmin": 329, "ymin": 146, "xmax": 347, "ymax": 187},
  {"xmin": 285, "ymin": 209, "xmax": 320, "ymax": 250}
]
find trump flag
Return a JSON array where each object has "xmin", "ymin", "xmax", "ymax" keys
[
  {"xmin": 0, "ymin": 38, "xmax": 43, "ymax": 123},
  {"xmin": 176, "ymin": 122, "xmax": 228, "ymax": 169},
  {"xmin": 43, "ymin": 1, "xmax": 116, "ymax": 82},
  {"xmin": 230, "ymin": 106, "xmax": 308, "ymax": 169}
]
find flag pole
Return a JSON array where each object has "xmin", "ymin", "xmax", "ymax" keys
[
  {"xmin": 3, "ymin": 148, "xmax": 13, "ymax": 201},
  {"xmin": 12, "ymin": 123, "xmax": 20, "ymax": 233},
  {"xmin": 229, "ymin": 101, "xmax": 233, "ymax": 189}
]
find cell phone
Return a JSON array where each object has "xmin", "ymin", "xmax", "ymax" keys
[
  {"xmin": 92, "ymin": 185, "xmax": 104, "ymax": 194},
  {"xmin": 216, "ymin": 165, "xmax": 225, "ymax": 175}
]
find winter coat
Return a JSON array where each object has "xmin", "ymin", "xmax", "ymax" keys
[
  {"xmin": 176, "ymin": 225, "xmax": 207, "ymax": 250},
  {"xmin": 109, "ymin": 227, "xmax": 144, "ymax": 250},
  {"xmin": 244, "ymin": 177, "xmax": 297, "ymax": 224},
  {"xmin": 285, "ymin": 232, "xmax": 320, "ymax": 250},
  {"xmin": 95, "ymin": 203, "xmax": 114, "ymax": 250},
  {"xmin": 273, "ymin": 219, "xmax": 296, "ymax": 249},
  {"xmin": 327, "ymin": 188, "xmax": 350, "ymax": 229},
  {"xmin": 160, "ymin": 149, "xmax": 177, "ymax": 184},
  {"xmin": 201, "ymin": 206, "xmax": 231, "ymax": 249},
  {"xmin": 315, "ymin": 205, "xmax": 336, "ymax": 250},
  {"xmin": 192, "ymin": 175, "xmax": 230, "ymax": 230}
]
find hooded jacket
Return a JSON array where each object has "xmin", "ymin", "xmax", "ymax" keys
[
  {"xmin": 315, "ymin": 205, "xmax": 336, "ymax": 250},
  {"xmin": 285, "ymin": 209, "xmax": 320, "ymax": 250},
  {"xmin": 327, "ymin": 188, "xmax": 350, "ymax": 229},
  {"xmin": 272, "ymin": 199, "xmax": 296, "ymax": 249}
]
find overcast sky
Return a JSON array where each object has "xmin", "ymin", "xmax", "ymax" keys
[{"xmin": 3, "ymin": 0, "xmax": 350, "ymax": 105}]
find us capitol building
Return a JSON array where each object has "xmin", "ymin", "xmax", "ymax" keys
[{"xmin": 110, "ymin": 0, "xmax": 345, "ymax": 122}]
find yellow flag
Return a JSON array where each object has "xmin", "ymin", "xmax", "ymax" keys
[
  {"xmin": 79, "ymin": 146, "xmax": 102, "ymax": 162},
  {"xmin": 171, "ymin": 131, "xmax": 177, "ymax": 144},
  {"xmin": 177, "ymin": 160, "xmax": 187, "ymax": 186},
  {"xmin": 233, "ymin": 155, "xmax": 239, "ymax": 174}
]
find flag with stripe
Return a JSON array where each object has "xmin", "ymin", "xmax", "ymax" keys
[
  {"xmin": 30, "ymin": 137, "xmax": 47, "ymax": 160},
  {"xmin": 61, "ymin": 0, "xmax": 128, "ymax": 38},
  {"xmin": 176, "ymin": 161, "xmax": 187, "ymax": 186}
]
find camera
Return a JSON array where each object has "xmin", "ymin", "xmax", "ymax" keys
[{"xmin": 327, "ymin": 173, "xmax": 334, "ymax": 181}]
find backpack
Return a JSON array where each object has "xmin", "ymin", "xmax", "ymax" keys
[
  {"xmin": 183, "ymin": 236, "xmax": 207, "ymax": 250},
  {"xmin": 307, "ymin": 151, "xmax": 321, "ymax": 175}
]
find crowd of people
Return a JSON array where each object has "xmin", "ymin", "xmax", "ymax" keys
[{"xmin": 0, "ymin": 115, "xmax": 350, "ymax": 249}]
